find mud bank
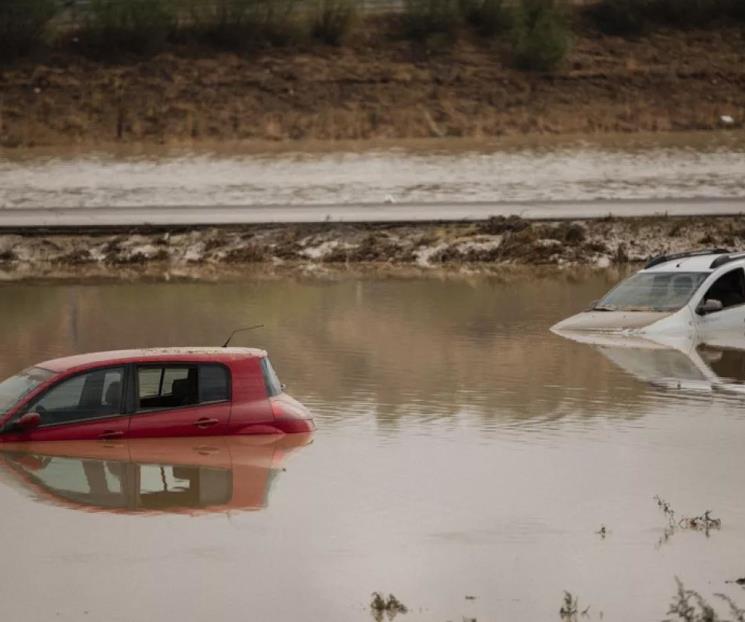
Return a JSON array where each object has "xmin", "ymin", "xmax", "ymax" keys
[
  {"xmin": 0, "ymin": 215, "xmax": 743, "ymax": 280},
  {"xmin": 1, "ymin": 24, "xmax": 745, "ymax": 148}
]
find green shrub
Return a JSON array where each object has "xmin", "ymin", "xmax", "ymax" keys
[
  {"xmin": 511, "ymin": 0, "xmax": 571, "ymax": 71},
  {"xmin": 459, "ymin": 0, "xmax": 512, "ymax": 36},
  {"xmin": 587, "ymin": 0, "xmax": 650, "ymax": 36},
  {"xmin": 402, "ymin": 0, "xmax": 461, "ymax": 40},
  {"xmin": 189, "ymin": 0, "xmax": 302, "ymax": 49},
  {"xmin": 588, "ymin": 0, "xmax": 745, "ymax": 35},
  {"xmin": 0, "ymin": 0, "xmax": 57, "ymax": 59},
  {"xmin": 80, "ymin": 0, "xmax": 177, "ymax": 55},
  {"xmin": 311, "ymin": 0, "xmax": 358, "ymax": 45}
]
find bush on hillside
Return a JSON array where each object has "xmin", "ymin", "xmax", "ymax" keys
[
  {"xmin": 459, "ymin": 0, "xmax": 513, "ymax": 36},
  {"xmin": 402, "ymin": 0, "xmax": 461, "ymax": 40},
  {"xmin": 512, "ymin": 0, "xmax": 571, "ymax": 71},
  {"xmin": 311, "ymin": 0, "xmax": 358, "ymax": 45},
  {"xmin": 0, "ymin": 0, "xmax": 57, "ymax": 59},
  {"xmin": 189, "ymin": 0, "xmax": 303, "ymax": 49},
  {"xmin": 79, "ymin": 0, "xmax": 177, "ymax": 55},
  {"xmin": 588, "ymin": 0, "xmax": 745, "ymax": 35}
]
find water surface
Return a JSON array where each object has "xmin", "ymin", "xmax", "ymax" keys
[{"xmin": 1, "ymin": 271, "xmax": 744, "ymax": 621}]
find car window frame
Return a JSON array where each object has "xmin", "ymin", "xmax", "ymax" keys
[
  {"xmin": 699, "ymin": 266, "xmax": 745, "ymax": 314},
  {"xmin": 13, "ymin": 364, "xmax": 129, "ymax": 430},
  {"xmin": 132, "ymin": 362, "xmax": 232, "ymax": 415}
]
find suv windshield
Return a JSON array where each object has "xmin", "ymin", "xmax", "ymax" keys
[
  {"xmin": 596, "ymin": 271, "xmax": 710, "ymax": 312},
  {"xmin": 0, "ymin": 367, "xmax": 54, "ymax": 414}
]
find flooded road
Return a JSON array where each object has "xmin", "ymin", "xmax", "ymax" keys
[
  {"xmin": 1, "ymin": 270, "xmax": 744, "ymax": 621},
  {"xmin": 1, "ymin": 132, "xmax": 745, "ymax": 211}
]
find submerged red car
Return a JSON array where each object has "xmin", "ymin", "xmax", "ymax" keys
[{"xmin": 0, "ymin": 348, "xmax": 315, "ymax": 441}]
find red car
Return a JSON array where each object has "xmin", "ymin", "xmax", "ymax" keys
[{"xmin": 0, "ymin": 348, "xmax": 315, "ymax": 441}]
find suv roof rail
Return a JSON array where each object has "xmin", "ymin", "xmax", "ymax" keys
[
  {"xmin": 644, "ymin": 248, "xmax": 731, "ymax": 269},
  {"xmin": 710, "ymin": 251, "xmax": 745, "ymax": 269}
]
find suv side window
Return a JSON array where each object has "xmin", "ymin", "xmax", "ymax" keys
[
  {"xmin": 27, "ymin": 367, "xmax": 124, "ymax": 427},
  {"xmin": 136, "ymin": 364, "xmax": 229, "ymax": 411},
  {"xmin": 703, "ymin": 268, "xmax": 745, "ymax": 310}
]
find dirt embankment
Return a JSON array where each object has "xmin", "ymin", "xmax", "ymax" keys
[
  {"xmin": 0, "ymin": 215, "xmax": 743, "ymax": 280},
  {"xmin": 1, "ymin": 24, "xmax": 744, "ymax": 148}
]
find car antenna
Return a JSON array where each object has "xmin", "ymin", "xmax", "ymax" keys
[{"xmin": 222, "ymin": 325, "xmax": 264, "ymax": 348}]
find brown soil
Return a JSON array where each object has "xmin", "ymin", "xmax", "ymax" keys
[
  {"xmin": 1, "ymin": 22, "xmax": 744, "ymax": 148},
  {"xmin": 1, "ymin": 215, "xmax": 743, "ymax": 280}
]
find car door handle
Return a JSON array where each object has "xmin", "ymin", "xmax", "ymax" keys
[
  {"xmin": 98, "ymin": 430, "xmax": 124, "ymax": 439},
  {"xmin": 193, "ymin": 417, "xmax": 220, "ymax": 429}
]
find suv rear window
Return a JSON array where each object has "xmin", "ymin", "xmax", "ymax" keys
[
  {"xmin": 260, "ymin": 358, "xmax": 283, "ymax": 397},
  {"xmin": 137, "ymin": 364, "xmax": 229, "ymax": 411}
]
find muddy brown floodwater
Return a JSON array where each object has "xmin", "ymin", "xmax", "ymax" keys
[{"xmin": 1, "ymin": 270, "xmax": 744, "ymax": 621}]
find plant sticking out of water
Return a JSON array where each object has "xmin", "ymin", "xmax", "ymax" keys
[
  {"xmin": 559, "ymin": 591, "xmax": 592, "ymax": 620},
  {"xmin": 655, "ymin": 495, "xmax": 677, "ymax": 522},
  {"xmin": 681, "ymin": 511, "xmax": 722, "ymax": 533},
  {"xmin": 596, "ymin": 525, "xmax": 608, "ymax": 539},
  {"xmin": 665, "ymin": 577, "xmax": 745, "ymax": 622},
  {"xmin": 559, "ymin": 591, "xmax": 578, "ymax": 619},
  {"xmin": 370, "ymin": 592, "xmax": 408, "ymax": 620},
  {"xmin": 654, "ymin": 496, "xmax": 722, "ymax": 547}
]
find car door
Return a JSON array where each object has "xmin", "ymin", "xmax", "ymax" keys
[
  {"xmin": 1, "ymin": 366, "xmax": 130, "ymax": 442},
  {"xmin": 127, "ymin": 363, "xmax": 231, "ymax": 438},
  {"xmin": 695, "ymin": 267, "xmax": 745, "ymax": 335}
]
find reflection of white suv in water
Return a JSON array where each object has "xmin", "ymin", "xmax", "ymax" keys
[
  {"xmin": 552, "ymin": 329, "xmax": 745, "ymax": 396},
  {"xmin": 552, "ymin": 249, "xmax": 745, "ymax": 337}
]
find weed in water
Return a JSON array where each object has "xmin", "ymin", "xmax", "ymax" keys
[
  {"xmin": 560, "ymin": 591, "xmax": 578, "ymax": 619},
  {"xmin": 666, "ymin": 577, "xmax": 745, "ymax": 622},
  {"xmin": 655, "ymin": 495, "xmax": 677, "ymax": 522},
  {"xmin": 680, "ymin": 510, "xmax": 722, "ymax": 534},
  {"xmin": 654, "ymin": 496, "xmax": 722, "ymax": 546},
  {"xmin": 370, "ymin": 592, "xmax": 408, "ymax": 620},
  {"xmin": 596, "ymin": 524, "xmax": 608, "ymax": 538}
]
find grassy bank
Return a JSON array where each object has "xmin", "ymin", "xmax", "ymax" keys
[
  {"xmin": 0, "ymin": 0, "xmax": 744, "ymax": 147},
  {"xmin": 1, "ymin": 215, "xmax": 745, "ymax": 280}
]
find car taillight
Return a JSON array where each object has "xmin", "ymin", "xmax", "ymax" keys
[{"xmin": 270, "ymin": 399, "xmax": 285, "ymax": 419}]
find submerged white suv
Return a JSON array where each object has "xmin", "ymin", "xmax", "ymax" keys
[{"xmin": 552, "ymin": 249, "xmax": 745, "ymax": 337}]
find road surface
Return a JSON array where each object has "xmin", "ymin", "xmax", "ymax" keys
[{"xmin": 0, "ymin": 198, "xmax": 743, "ymax": 228}]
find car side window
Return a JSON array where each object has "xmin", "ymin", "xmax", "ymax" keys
[
  {"xmin": 26, "ymin": 367, "xmax": 124, "ymax": 426},
  {"xmin": 137, "ymin": 366, "xmax": 198, "ymax": 411},
  {"xmin": 136, "ymin": 364, "xmax": 229, "ymax": 411},
  {"xmin": 703, "ymin": 268, "xmax": 745, "ymax": 311},
  {"xmin": 199, "ymin": 365, "xmax": 229, "ymax": 403}
]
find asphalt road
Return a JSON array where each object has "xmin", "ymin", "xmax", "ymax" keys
[{"xmin": 0, "ymin": 197, "xmax": 743, "ymax": 228}]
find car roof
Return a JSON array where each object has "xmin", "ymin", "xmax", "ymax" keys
[
  {"xmin": 37, "ymin": 347, "xmax": 266, "ymax": 374},
  {"xmin": 644, "ymin": 253, "xmax": 745, "ymax": 273}
]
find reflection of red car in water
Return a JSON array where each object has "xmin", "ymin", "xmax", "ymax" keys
[
  {"xmin": 0, "ymin": 348, "xmax": 315, "ymax": 441},
  {"xmin": 0, "ymin": 434, "xmax": 312, "ymax": 514}
]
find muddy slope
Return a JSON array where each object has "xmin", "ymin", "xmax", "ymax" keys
[
  {"xmin": 1, "ymin": 25, "xmax": 744, "ymax": 147},
  {"xmin": 0, "ymin": 216, "xmax": 743, "ymax": 280}
]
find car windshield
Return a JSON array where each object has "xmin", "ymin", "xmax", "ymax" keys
[
  {"xmin": 595, "ymin": 271, "xmax": 710, "ymax": 312},
  {"xmin": 0, "ymin": 367, "xmax": 54, "ymax": 414}
]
